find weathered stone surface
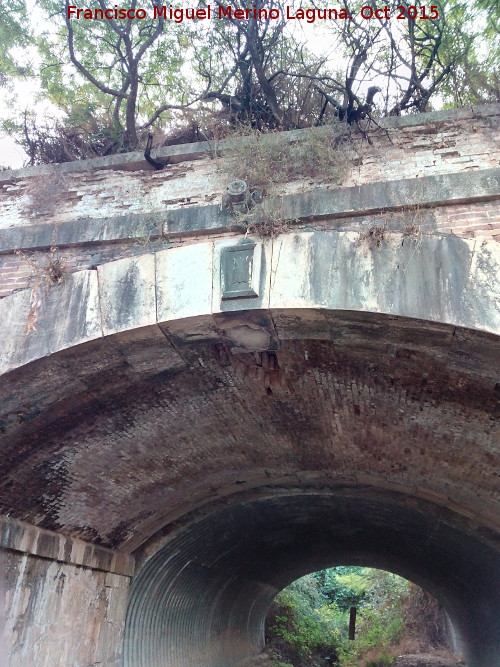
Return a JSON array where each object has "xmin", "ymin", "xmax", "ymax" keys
[
  {"xmin": 462, "ymin": 239, "xmax": 500, "ymax": 331},
  {"xmin": 0, "ymin": 269, "xmax": 101, "ymax": 374},
  {"xmin": 0, "ymin": 210, "xmax": 165, "ymax": 253},
  {"xmin": 105, "ymin": 325, "xmax": 185, "ymax": 377},
  {"xmin": 2, "ymin": 548, "xmax": 130, "ymax": 667},
  {"xmin": 156, "ymin": 242, "xmax": 213, "ymax": 322},
  {"xmin": 269, "ymin": 232, "xmax": 500, "ymax": 332},
  {"xmin": 98, "ymin": 254, "xmax": 156, "ymax": 335},
  {"xmin": 273, "ymin": 168, "xmax": 500, "ymax": 222},
  {"xmin": 2, "ymin": 168, "xmax": 497, "ymax": 251},
  {"xmin": 0, "ymin": 232, "xmax": 498, "ymax": 376}
]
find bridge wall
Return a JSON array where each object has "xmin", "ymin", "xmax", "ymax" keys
[
  {"xmin": 0, "ymin": 517, "xmax": 133, "ymax": 666},
  {"xmin": 0, "ymin": 106, "xmax": 499, "ymax": 666},
  {"xmin": 0, "ymin": 105, "xmax": 499, "ymax": 299}
]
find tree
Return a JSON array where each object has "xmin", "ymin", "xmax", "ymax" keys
[
  {"xmin": 6, "ymin": 0, "xmax": 202, "ymax": 155},
  {"xmin": 195, "ymin": 0, "xmax": 496, "ymax": 129},
  {"xmin": 0, "ymin": 0, "xmax": 31, "ymax": 86},
  {"xmin": 57, "ymin": 0, "xmax": 199, "ymax": 148},
  {"xmin": 1, "ymin": 0, "xmax": 497, "ymax": 163},
  {"xmin": 313, "ymin": 566, "xmax": 369, "ymax": 611}
]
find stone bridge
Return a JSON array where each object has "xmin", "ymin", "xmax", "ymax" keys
[{"xmin": 0, "ymin": 105, "xmax": 499, "ymax": 667}]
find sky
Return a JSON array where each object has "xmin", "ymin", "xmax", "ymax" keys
[{"xmin": 0, "ymin": 136, "xmax": 25, "ymax": 169}]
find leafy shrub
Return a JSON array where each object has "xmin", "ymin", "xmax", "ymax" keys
[{"xmin": 266, "ymin": 575, "xmax": 341, "ymax": 665}]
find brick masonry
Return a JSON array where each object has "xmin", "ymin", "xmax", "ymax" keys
[
  {"xmin": 0, "ymin": 106, "xmax": 499, "ymax": 667},
  {"xmin": 0, "ymin": 105, "xmax": 499, "ymax": 298}
]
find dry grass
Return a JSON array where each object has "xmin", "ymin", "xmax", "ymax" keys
[
  {"xmin": 402, "ymin": 223, "xmax": 422, "ymax": 241},
  {"xmin": 15, "ymin": 245, "xmax": 67, "ymax": 333},
  {"xmin": 356, "ymin": 223, "xmax": 387, "ymax": 249},
  {"xmin": 356, "ymin": 206, "xmax": 426, "ymax": 252},
  {"xmin": 231, "ymin": 195, "xmax": 295, "ymax": 239},
  {"xmin": 220, "ymin": 122, "xmax": 358, "ymax": 238},
  {"xmin": 221, "ymin": 122, "xmax": 356, "ymax": 191},
  {"xmin": 402, "ymin": 585, "xmax": 449, "ymax": 650},
  {"xmin": 244, "ymin": 215, "xmax": 289, "ymax": 239}
]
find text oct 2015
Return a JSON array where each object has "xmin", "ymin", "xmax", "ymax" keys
[{"xmin": 65, "ymin": 5, "xmax": 441, "ymax": 22}]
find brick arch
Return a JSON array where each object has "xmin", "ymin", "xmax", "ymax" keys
[
  {"xmin": 123, "ymin": 490, "xmax": 500, "ymax": 667},
  {"xmin": 1, "ymin": 310, "xmax": 498, "ymax": 547},
  {"xmin": 1, "ymin": 308, "xmax": 498, "ymax": 665}
]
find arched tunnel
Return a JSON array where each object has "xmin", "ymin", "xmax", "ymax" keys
[
  {"xmin": 124, "ymin": 490, "xmax": 499, "ymax": 667},
  {"xmin": 1, "ymin": 309, "xmax": 499, "ymax": 666}
]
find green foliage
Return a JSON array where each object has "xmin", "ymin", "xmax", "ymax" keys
[
  {"xmin": 313, "ymin": 566, "xmax": 369, "ymax": 612},
  {"xmin": 0, "ymin": 0, "xmax": 31, "ymax": 85},
  {"xmin": 266, "ymin": 568, "xmax": 439, "ymax": 666},
  {"xmin": 36, "ymin": 0, "xmax": 189, "ymax": 146},
  {"xmin": 437, "ymin": 1, "xmax": 499, "ymax": 107},
  {"xmin": 267, "ymin": 575, "xmax": 341, "ymax": 665}
]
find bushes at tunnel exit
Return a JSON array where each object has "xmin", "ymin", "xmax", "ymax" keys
[
  {"xmin": 265, "ymin": 568, "xmax": 449, "ymax": 666},
  {"xmin": 266, "ymin": 576, "xmax": 341, "ymax": 665}
]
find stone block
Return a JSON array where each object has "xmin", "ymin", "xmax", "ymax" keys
[
  {"xmin": 156, "ymin": 242, "xmax": 213, "ymax": 322},
  {"xmin": 269, "ymin": 230, "xmax": 375, "ymax": 311},
  {"xmin": 369, "ymin": 234, "xmax": 472, "ymax": 324},
  {"xmin": 98, "ymin": 254, "xmax": 156, "ymax": 335},
  {"xmin": 106, "ymin": 325, "xmax": 185, "ymax": 376},
  {"xmin": 213, "ymin": 310, "xmax": 279, "ymax": 351},
  {"xmin": 0, "ymin": 270, "xmax": 101, "ymax": 374},
  {"xmin": 270, "ymin": 308, "xmax": 332, "ymax": 340},
  {"xmin": 461, "ymin": 239, "xmax": 500, "ymax": 334},
  {"xmin": 213, "ymin": 235, "xmax": 272, "ymax": 313},
  {"xmin": 0, "ymin": 288, "xmax": 38, "ymax": 374},
  {"xmin": 159, "ymin": 314, "xmax": 220, "ymax": 342}
]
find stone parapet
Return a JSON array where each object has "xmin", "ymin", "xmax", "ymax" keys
[{"xmin": 0, "ymin": 515, "xmax": 134, "ymax": 576}]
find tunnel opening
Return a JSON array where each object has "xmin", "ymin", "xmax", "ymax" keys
[
  {"xmin": 264, "ymin": 566, "xmax": 462, "ymax": 667},
  {"xmin": 123, "ymin": 489, "xmax": 500, "ymax": 667},
  {"xmin": 0, "ymin": 309, "xmax": 497, "ymax": 666}
]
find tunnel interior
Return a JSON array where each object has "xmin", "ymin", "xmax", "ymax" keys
[
  {"xmin": 123, "ymin": 490, "xmax": 500, "ymax": 667},
  {"xmin": 0, "ymin": 311, "xmax": 499, "ymax": 667}
]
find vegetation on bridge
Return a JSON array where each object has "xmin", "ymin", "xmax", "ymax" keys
[{"xmin": 0, "ymin": 0, "xmax": 498, "ymax": 164}]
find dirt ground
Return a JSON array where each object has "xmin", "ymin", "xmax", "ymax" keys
[
  {"xmin": 239, "ymin": 650, "xmax": 466, "ymax": 666},
  {"xmin": 392, "ymin": 653, "xmax": 465, "ymax": 667}
]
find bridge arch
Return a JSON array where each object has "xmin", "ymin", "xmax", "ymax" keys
[
  {"xmin": 1, "ymin": 106, "xmax": 499, "ymax": 667},
  {"xmin": 123, "ymin": 489, "xmax": 499, "ymax": 667},
  {"xmin": 1, "ymin": 303, "xmax": 498, "ymax": 665}
]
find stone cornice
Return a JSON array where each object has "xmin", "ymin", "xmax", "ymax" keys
[
  {"xmin": 1, "ymin": 167, "xmax": 498, "ymax": 253},
  {"xmin": 0, "ymin": 515, "xmax": 135, "ymax": 575}
]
